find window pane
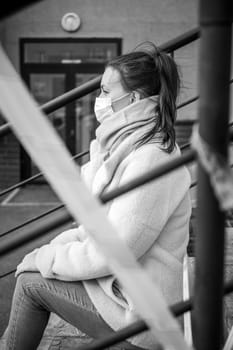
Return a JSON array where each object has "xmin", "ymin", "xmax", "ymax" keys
[{"xmin": 24, "ymin": 42, "xmax": 118, "ymax": 63}]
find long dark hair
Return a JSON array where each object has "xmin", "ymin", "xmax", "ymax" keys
[{"xmin": 106, "ymin": 42, "xmax": 180, "ymax": 153}]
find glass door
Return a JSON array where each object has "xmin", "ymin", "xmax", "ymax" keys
[
  {"xmin": 29, "ymin": 73, "xmax": 66, "ymax": 176},
  {"xmin": 20, "ymin": 38, "xmax": 121, "ymax": 180}
]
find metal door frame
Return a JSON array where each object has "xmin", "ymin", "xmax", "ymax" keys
[{"xmin": 19, "ymin": 38, "xmax": 122, "ymax": 180}]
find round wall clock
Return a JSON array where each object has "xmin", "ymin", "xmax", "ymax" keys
[{"xmin": 61, "ymin": 13, "xmax": 81, "ymax": 32}]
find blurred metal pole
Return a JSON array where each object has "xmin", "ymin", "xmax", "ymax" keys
[{"xmin": 192, "ymin": 1, "xmax": 232, "ymax": 349}]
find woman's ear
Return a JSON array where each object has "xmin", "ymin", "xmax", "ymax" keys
[{"xmin": 131, "ymin": 91, "xmax": 140, "ymax": 103}]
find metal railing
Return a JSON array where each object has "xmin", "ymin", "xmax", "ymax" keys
[
  {"xmin": 0, "ymin": 8, "xmax": 232, "ymax": 349},
  {"xmin": 0, "ymin": 27, "xmax": 199, "ymax": 139},
  {"xmin": 2, "ymin": 113, "xmax": 233, "ymax": 242},
  {"xmin": 0, "ymin": 20, "xmax": 231, "ymax": 276},
  {"xmin": 1, "ymin": 76, "xmax": 231, "ymax": 200},
  {"xmin": 0, "ymin": 76, "xmax": 101, "ymax": 138},
  {"xmin": 1, "ymin": 134, "xmax": 233, "ymax": 347},
  {"xmin": 0, "ymin": 26, "xmax": 203, "ymax": 248},
  {"xmin": 0, "ymin": 150, "xmax": 89, "ymax": 198},
  {"xmin": 0, "ymin": 27, "xmax": 203, "ymax": 274},
  {"xmin": 76, "ymin": 280, "xmax": 233, "ymax": 350},
  {"xmin": 0, "ymin": 99, "xmax": 193, "ymax": 198},
  {"xmin": 0, "ymin": 146, "xmax": 197, "ymax": 257},
  {"xmin": 0, "ymin": 143, "xmax": 196, "ymax": 281},
  {"xmin": 2, "ymin": 123, "xmax": 233, "ymax": 257}
]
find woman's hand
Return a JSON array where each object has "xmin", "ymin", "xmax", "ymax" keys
[{"xmin": 15, "ymin": 249, "xmax": 39, "ymax": 277}]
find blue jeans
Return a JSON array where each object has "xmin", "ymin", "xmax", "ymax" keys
[{"xmin": 3, "ymin": 272, "xmax": 143, "ymax": 350}]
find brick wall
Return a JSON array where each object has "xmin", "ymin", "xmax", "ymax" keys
[{"xmin": 0, "ymin": 117, "xmax": 20, "ymax": 191}]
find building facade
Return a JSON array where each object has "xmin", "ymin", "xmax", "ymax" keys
[{"xmin": 0, "ymin": 0, "xmax": 199, "ymax": 189}]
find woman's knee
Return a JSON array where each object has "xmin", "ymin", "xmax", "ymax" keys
[{"xmin": 16, "ymin": 272, "xmax": 44, "ymax": 293}]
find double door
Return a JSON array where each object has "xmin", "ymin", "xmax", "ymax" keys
[{"xmin": 20, "ymin": 38, "xmax": 121, "ymax": 180}]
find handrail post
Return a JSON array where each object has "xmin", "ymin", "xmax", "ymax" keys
[{"xmin": 192, "ymin": 1, "xmax": 232, "ymax": 350}]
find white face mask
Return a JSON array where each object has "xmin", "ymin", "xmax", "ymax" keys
[
  {"xmin": 94, "ymin": 93, "xmax": 131, "ymax": 123},
  {"xmin": 94, "ymin": 97, "xmax": 113, "ymax": 123}
]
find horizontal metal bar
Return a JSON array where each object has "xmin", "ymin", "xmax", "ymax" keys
[
  {"xmin": 0, "ymin": 150, "xmax": 89, "ymax": 198},
  {"xmin": 159, "ymin": 27, "xmax": 200, "ymax": 53},
  {"xmin": 0, "ymin": 204, "xmax": 64, "ymax": 238},
  {"xmin": 41, "ymin": 76, "xmax": 101, "ymax": 115},
  {"xmin": 1, "ymin": 92, "xmax": 196, "ymax": 138},
  {"xmin": 0, "ymin": 266, "xmax": 231, "ymax": 350},
  {"xmin": 1, "ymin": 151, "xmax": 197, "ymax": 239},
  {"xmin": 0, "ymin": 29, "xmax": 201, "ymax": 139},
  {"xmin": 0, "ymin": 269, "xmax": 16, "ymax": 278},
  {"xmin": 2, "ymin": 124, "xmax": 233, "ymax": 251},
  {"xmin": 176, "ymin": 78, "xmax": 232, "ymax": 111},
  {"xmin": 1, "ymin": 270, "xmax": 233, "ymax": 348},
  {"xmin": 177, "ymin": 96, "xmax": 199, "ymax": 109},
  {"xmin": 0, "ymin": 76, "xmax": 101, "ymax": 138},
  {"xmin": 0, "ymin": 148, "xmax": 196, "ymax": 256},
  {"xmin": 77, "ymin": 279, "xmax": 233, "ymax": 350},
  {"xmin": 0, "ymin": 139, "xmax": 192, "ymax": 238},
  {"xmin": 101, "ymin": 149, "xmax": 196, "ymax": 203},
  {"xmin": 0, "ymin": 118, "xmax": 194, "ymax": 199},
  {"xmin": 2, "ymin": 74, "xmax": 232, "ymax": 141},
  {"xmin": 0, "ymin": 206, "xmax": 71, "ymax": 256},
  {"xmin": 1, "ymin": 117, "xmax": 233, "ymax": 256}
]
